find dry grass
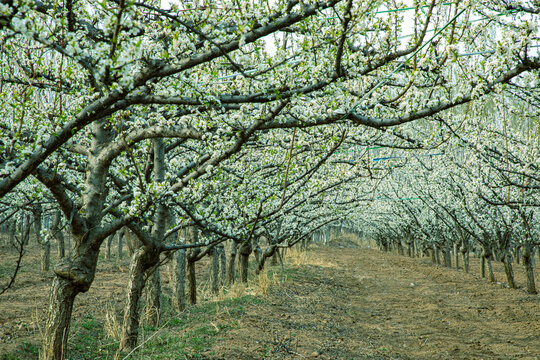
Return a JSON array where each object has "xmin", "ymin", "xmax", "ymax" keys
[
  {"xmin": 213, "ymin": 269, "xmax": 280, "ymax": 301},
  {"xmin": 285, "ymin": 246, "xmax": 337, "ymax": 268},
  {"xmin": 250, "ymin": 270, "xmax": 279, "ymax": 296},
  {"xmin": 222, "ymin": 282, "xmax": 246, "ymax": 299},
  {"xmin": 104, "ymin": 304, "xmax": 121, "ymax": 341},
  {"xmin": 286, "ymin": 247, "xmax": 308, "ymax": 266}
]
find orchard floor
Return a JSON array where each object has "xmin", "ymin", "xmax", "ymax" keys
[{"xmin": 1, "ymin": 243, "xmax": 539, "ymax": 360}]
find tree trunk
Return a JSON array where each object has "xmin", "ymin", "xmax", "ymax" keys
[
  {"xmin": 171, "ymin": 249, "xmax": 186, "ymax": 312},
  {"xmin": 461, "ymin": 247, "xmax": 470, "ymax": 274},
  {"xmin": 481, "ymin": 255, "xmax": 486, "ymax": 278},
  {"xmin": 238, "ymin": 241, "xmax": 252, "ymax": 283},
  {"xmin": 435, "ymin": 247, "xmax": 441, "ymax": 265},
  {"xmin": 270, "ymin": 242, "xmax": 279, "ymax": 266},
  {"xmin": 145, "ymin": 138, "xmax": 167, "ymax": 326},
  {"xmin": 8, "ymin": 220, "xmax": 16, "ymax": 246},
  {"xmin": 397, "ymin": 241, "xmax": 404, "ymax": 256},
  {"xmin": 218, "ymin": 244, "xmax": 226, "ymax": 287},
  {"xmin": 187, "ymin": 257, "xmax": 197, "ymax": 305},
  {"xmin": 226, "ymin": 241, "xmax": 237, "ymax": 285},
  {"xmin": 253, "ymin": 237, "xmax": 262, "ymax": 264},
  {"xmin": 118, "ymin": 230, "xmax": 124, "ymax": 259},
  {"xmin": 256, "ymin": 244, "xmax": 277, "ymax": 274},
  {"xmin": 454, "ymin": 243, "xmax": 459, "ymax": 269},
  {"xmin": 105, "ymin": 234, "xmax": 113, "ymax": 260},
  {"xmin": 145, "ymin": 266, "xmax": 161, "ymax": 326},
  {"xmin": 522, "ymin": 245, "xmax": 537, "ymax": 294},
  {"xmin": 23, "ymin": 214, "xmax": 30, "ymax": 246},
  {"xmin": 126, "ymin": 230, "xmax": 137, "ymax": 256},
  {"xmin": 210, "ymin": 246, "xmax": 220, "ymax": 295},
  {"xmin": 442, "ymin": 249, "xmax": 450, "ymax": 267},
  {"xmin": 40, "ymin": 277, "xmax": 79, "ymax": 360},
  {"xmin": 483, "ymin": 247, "xmax": 495, "ymax": 283},
  {"xmin": 52, "ymin": 210, "xmax": 65, "ymax": 259},
  {"xmin": 501, "ymin": 252, "xmax": 517, "ymax": 289},
  {"xmin": 42, "ymin": 244, "xmax": 99, "ymax": 360},
  {"xmin": 34, "ymin": 204, "xmax": 50, "ymax": 272},
  {"xmin": 119, "ymin": 248, "xmax": 149, "ymax": 353},
  {"xmin": 186, "ymin": 226, "xmax": 199, "ymax": 305}
]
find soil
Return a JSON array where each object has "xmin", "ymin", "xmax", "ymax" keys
[{"xmin": 1, "ymin": 243, "xmax": 539, "ymax": 359}]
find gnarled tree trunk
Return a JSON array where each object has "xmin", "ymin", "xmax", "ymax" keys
[
  {"xmin": 145, "ymin": 267, "xmax": 161, "ymax": 326},
  {"xmin": 256, "ymin": 244, "xmax": 278, "ymax": 274},
  {"xmin": 119, "ymin": 247, "xmax": 158, "ymax": 352},
  {"xmin": 42, "ymin": 244, "xmax": 99, "ymax": 360},
  {"xmin": 41, "ymin": 277, "xmax": 79, "ymax": 360}
]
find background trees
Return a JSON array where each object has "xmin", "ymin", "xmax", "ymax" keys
[{"xmin": 0, "ymin": 0, "xmax": 538, "ymax": 359}]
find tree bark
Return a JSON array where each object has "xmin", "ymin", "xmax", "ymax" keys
[
  {"xmin": 145, "ymin": 267, "xmax": 161, "ymax": 326},
  {"xmin": 482, "ymin": 246, "xmax": 496, "ymax": 283},
  {"xmin": 442, "ymin": 249, "xmax": 450, "ymax": 267},
  {"xmin": 23, "ymin": 214, "xmax": 30, "ymax": 246},
  {"xmin": 52, "ymin": 210, "xmax": 65, "ymax": 259},
  {"xmin": 226, "ymin": 241, "xmax": 237, "ymax": 285},
  {"xmin": 118, "ymin": 229, "xmax": 124, "ymax": 259},
  {"xmin": 119, "ymin": 248, "xmax": 151, "ymax": 353},
  {"xmin": 171, "ymin": 248, "xmax": 186, "ymax": 312},
  {"xmin": 435, "ymin": 247, "xmax": 441, "ymax": 265},
  {"xmin": 253, "ymin": 237, "xmax": 262, "ymax": 263},
  {"xmin": 522, "ymin": 245, "xmax": 537, "ymax": 294},
  {"xmin": 105, "ymin": 234, "xmax": 113, "ymax": 260},
  {"xmin": 397, "ymin": 241, "xmax": 404, "ymax": 256},
  {"xmin": 238, "ymin": 241, "xmax": 252, "ymax": 283},
  {"xmin": 187, "ymin": 257, "xmax": 197, "ymax": 305},
  {"xmin": 209, "ymin": 246, "xmax": 220, "ymax": 295},
  {"xmin": 126, "ymin": 230, "xmax": 137, "ymax": 256},
  {"xmin": 454, "ymin": 243, "xmax": 459, "ymax": 269},
  {"xmin": 8, "ymin": 220, "xmax": 16, "ymax": 246},
  {"xmin": 145, "ymin": 138, "xmax": 167, "ymax": 327},
  {"xmin": 461, "ymin": 246, "xmax": 470, "ymax": 274},
  {"xmin": 34, "ymin": 204, "xmax": 50, "ymax": 272},
  {"xmin": 218, "ymin": 244, "xmax": 226, "ymax": 287},
  {"xmin": 501, "ymin": 251, "xmax": 516, "ymax": 289},
  {"xmin": 186, "ymin": 226, "xmax": 199, "ymax": 305},
  {"xmin": 256, "ymin": 244, "xmax": 278, "ymax": 274},
  {"xmin": 42, "ymin": 245, "xmax": 99, "ymax": 360},
  {"xmin": 40, "ymin": 277, "xmax": 78, "ymax": 360}
]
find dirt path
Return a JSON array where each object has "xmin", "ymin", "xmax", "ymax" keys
[{"xmin": 212, "ymin": 248, "xmax": 540, "ymax": 360}]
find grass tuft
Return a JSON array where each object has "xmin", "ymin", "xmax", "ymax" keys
[{"xmin": 104, "ymin": 305, "xmax": 121, "ymax": 341}]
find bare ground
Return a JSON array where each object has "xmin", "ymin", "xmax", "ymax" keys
[
  {"xmin": 214, "ymin": 247, "xmax": 539, "ymax": 359},
  {"xmin": 1, "ymin": 243, "xmax": 539, "ymax": 359}
]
